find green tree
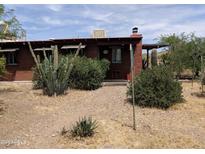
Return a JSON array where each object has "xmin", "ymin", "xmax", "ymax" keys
[
  {"xmin": 0, "ymin": 4, "xmax": 26, "ymax": 40},
  {"xmin": 158, "ymin": 33, "xmax": 205, "ymax": 78}
]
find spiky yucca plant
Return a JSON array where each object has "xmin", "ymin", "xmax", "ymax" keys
[{"xmin": 70, "ymin": 117, "xmax": 97, "ymax": 137}]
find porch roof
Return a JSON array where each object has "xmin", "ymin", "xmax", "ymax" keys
[
  {"xmin": 0, "ymin": 35, "xmax": 143, "ymax": 46},
  {"xmin": 34, "ymin": 47, "xmax": 52, "ymax": 51},
  {"xmin": 0, "ymin": 48, "xmax": 19, "ymax": 52},
  {"xmin": 61, "ymin": 45, "xmax": 86, "ymax": 49},
  {"xmin": 142, "ymin": 44, "xmax": 169, "ymax": 50}
]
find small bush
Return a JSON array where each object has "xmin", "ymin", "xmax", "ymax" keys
[
  {"xmin": 60, "ymin": 127, "xmax": 68, "ymax": 136},
  {"xmin": 70, "ymin": 117, "xmax": 97, "ymax": 137},
  {"xmin": 0, "ymin": 57, "xmax": 6, "ymax": 76},
  {"xmin": 68, "ymin": 56, "xmax": 110, "ymax": 90},
  {"xmin": 127, "ymin": 66, "xmax": 183, "ymax": 109},
  {"xmin": 32, "ymin": 67, "xmax": 43, "ymax": 89}
]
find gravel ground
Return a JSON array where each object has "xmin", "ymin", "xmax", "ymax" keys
[{"xmin": 0, "ymin": 81, "xmax": 205, "ymax": 148}]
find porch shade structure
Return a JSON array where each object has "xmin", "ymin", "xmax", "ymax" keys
[
  {"xmin": 142, "ymin": 44, "xmax": 169, "ymax": 68},
  {"xmin": 61, "ymin": 45, "xmax": 86, "ymax": 49},
  {"xmin": 0, "ymin": 48, "xmax": 19, "ymax": 52},
  {"xmin": 34, "ymin": 47, "xmax": 52, "ymax": 51}
]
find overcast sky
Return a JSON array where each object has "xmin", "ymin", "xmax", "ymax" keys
[{"xmin": 5, "ymin": 4, "xmax": 205, "ymax": 43}]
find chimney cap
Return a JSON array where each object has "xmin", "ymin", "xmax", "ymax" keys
[{"xmin": 132, "ymin": 27, "xmax": 138, "ymax": 33}]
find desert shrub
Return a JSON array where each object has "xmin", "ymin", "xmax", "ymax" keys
[
  {"xmin": 127, "ymin": 66, "xmax": 183, "ymax": 109},
  {"xmin": 0, "ymin": 57, "xmax": 6, "ymax": 76},
  {"xmin": 68, "ymin": 56, "xmax": 110, "ymax": 90},
  {"xmin": 32, "ymin": 56, "xmax": 110, "ymax": 90},
  {"xmin": 32, "ymin": 67, "xmax": 43, "ymax": 89},
  {"xmin": 60, "ymin": 127, "xmax": 68, "ymax": 136},
  {"xmin": 70, "ymin": 117, "xmax": 97, "ymax": 137}
]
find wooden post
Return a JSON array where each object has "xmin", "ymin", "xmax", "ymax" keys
[
  {"xmin": 53, "ymin": 45, "xmax": 58, "ymax": 69},
  {"xmin": 201, "ymin": 55, "xmax": 204, "ymax": 93},
  {"xmin": 130, "ymin": 44, "xmax": 136, "ymax": 130},
  {"xmin": 192, "ymin": 57, "xmax": 195, "ymax": 88},
  {"xmin": 66, "ymin": 43, "xmax": 82, "ymax": 79},
  {"xmin": 43, "ymin": 48, "xmax": 47, "ymax": 59},
  {"xmin": 147, "ymin": 49, "xmax": 149, "ymax": 68}
]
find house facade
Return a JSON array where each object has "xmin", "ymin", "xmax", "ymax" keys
[{"xmin": 0, "ymin": 31, "xmax": 143, "ymax": 81}]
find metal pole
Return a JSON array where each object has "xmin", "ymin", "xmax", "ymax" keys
[{"xmin": 130, "ymin": 44, "xmax": 136, "ymax": 130}]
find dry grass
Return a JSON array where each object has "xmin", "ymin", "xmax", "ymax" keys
[
  {"xmin": 0, "ymin": 83, "xmax": 22, "ymax": 92},
  {"xmin": 0, "ymin": 81, "xmax": 204, "ymax": 148},
  {"xmin": 0, "ymin": 100, "xmax": 5, "ymax": 115}
]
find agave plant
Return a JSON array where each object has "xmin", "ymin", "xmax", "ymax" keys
[{"xmin": 70, "ymin": 116, "xmax": 98, "ymax": 137}]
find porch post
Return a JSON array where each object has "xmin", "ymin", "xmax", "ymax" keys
[{"xmin": 147, "ymin": 49, "xmax": 149, "ymax": 68}]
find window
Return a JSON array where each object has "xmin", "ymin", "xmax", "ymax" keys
[
  {"xmin": 5, "ymin": 52, "xmax": 17, "ymax": 65},
  {"xmin": 112, "ymin": 47, "xmax": 121, "ymax": 63}
]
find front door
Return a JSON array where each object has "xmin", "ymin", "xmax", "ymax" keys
[{"xmin": 99, "ymin": 46, "xmax": 123, "ymax": 79}]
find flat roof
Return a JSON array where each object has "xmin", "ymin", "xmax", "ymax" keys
[
  {"xmin": 0, "ymin": 36, "xmax": 170, "ymax": 50},
  {"xmin": 0, "ymin": 35, "xmax": 143, "ymax": 45}
]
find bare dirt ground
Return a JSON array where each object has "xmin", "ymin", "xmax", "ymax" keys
[{"xmin": 0, "ymin": 81, "xmax": 205, "ymax": 149}]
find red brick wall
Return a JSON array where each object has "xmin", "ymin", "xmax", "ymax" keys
[
  {"xmin": 134, "ymin": 39, "xmax": 142, "ymax": 75},
  {"xmin": 126, "ymin": 40, "xmax": 142, "ymax": 80},
  {"xmin": 13, "ymin": 46, "xmax": 34, "ymax": 81},
  {"xmin": 0, "ymin": 45, "xmax": 35, "ymax": 81},
  {"xmin": 85, "ymin": 44, "xmax": 99, "ymax": 58},
  {"xmin": 1, "ymin": 39, "xmax": 142, "ymax": 81}
]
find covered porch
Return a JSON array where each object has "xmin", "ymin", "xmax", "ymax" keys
[{"xmin": 142, "ymin": 44, "xmax": 169, "ymax": 69}]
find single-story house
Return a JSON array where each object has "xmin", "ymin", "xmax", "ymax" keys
[{"xmin": 0, "ymin": 28, "xmax": 166, "ymax": 81}]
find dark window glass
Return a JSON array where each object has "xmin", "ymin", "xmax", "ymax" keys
[
  {"xmin": 112, "ymin": 48, "xmax": 121, "ymax": 63},
  {"xmin": 5, "ymin": 52, "xmax": 17, "ymax": 65}
]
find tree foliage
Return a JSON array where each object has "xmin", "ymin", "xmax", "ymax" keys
[
  {"xmin": 0, "ymin": 4, "xmax": 26, "ymax": 40},
  {"xmin": 158, "ymin": 33, "xmax": 205, "ymax": 78}
]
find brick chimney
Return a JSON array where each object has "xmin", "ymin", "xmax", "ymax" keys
[{"xmin": 130, "ymin": 27, "xmax": 142, "ymax": 38}]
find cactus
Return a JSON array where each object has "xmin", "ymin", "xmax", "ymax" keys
[
  {"xmin": 28, "ymin": 42, "xmax": 82, "ymax": 96},
  {"xmin": 151, "ymin": 49, "xmax": 158, "ymax": 67}
]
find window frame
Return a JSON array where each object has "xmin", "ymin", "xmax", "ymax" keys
[
  {"xmin": 111, "ymin": 47, "xmax": 122, "ymax": 64},
  {"xmin": 5, "ymin": 52, "xmax": 18, "ymax": 65}
]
